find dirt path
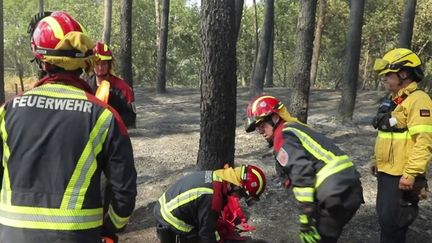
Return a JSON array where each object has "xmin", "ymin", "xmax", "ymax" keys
[{"xmin": 120, "ymin": 87, "xmax": 432, "ymax": 243}]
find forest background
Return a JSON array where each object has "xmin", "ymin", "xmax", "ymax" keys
[{"xmin": 3, "ymin": 0, "xmax": 432, "ymax": 93}]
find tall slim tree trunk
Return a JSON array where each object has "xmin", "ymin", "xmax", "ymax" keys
[
  {"xmin": 156, "ymin": 0, "xmax": 169, "ymax": 94},
  {"xmin": 253, "ymin": 0, "xmax": 259, "ymax": 60},
  {"xmin": 155, "ymin": 0, "xmax": 160, "ymax": 44},
  {"xmin": 38, "ymin": 0, "xmax": 44, "ymax": 13},
  {"xmin": 264, "ymin": 29, "xmax": 274, "ymax": 88},
  {"xmin": 249, "ymin": 0, "xmax": 274, "ymax": 97},
  {"xmin": 310, "ymin": 0, "xmax": 327, "ymax": 87},
  {"xmin": 288, "ymin": 0, "xmax": 317, "ymax": 123},
  {"xmin": 197, "ymin": 0, "xmax": 237, "ymax": 170},
  {"xmin": 102, "ymin": 0, "xmax": 112, "ymax": 44},
  {"xmin": 119, "ymin": 0, "xmax": 133, "ymax": 88},
  {"xmin": 338, "ymin": 0, "xmax": 365, "ymax": 123},
  {"xmin": 398, "ymin": 0, "xmax": 417, "ymax": 48},
  {"xmin": 0, "ymin": 0, "xmax": 5, "ymax": 103},
  {"xmin": 234, "ymin": 0, "xmax": 244, "ymax": 41}
]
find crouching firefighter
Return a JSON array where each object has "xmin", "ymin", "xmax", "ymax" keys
[
  {"xmin": 153, "ymin": 165, "xmax": 266, "ymax": 243},
  {"xmin": 0, "ymin": 11, "xmax": 137, "ymax": 243},
  {"xmin": 245, "ymin": 95, "xmax": 364, "ymax": 243}
]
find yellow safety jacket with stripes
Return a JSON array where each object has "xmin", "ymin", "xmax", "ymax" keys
[
  {"xmin": 0, "ymin": 75, "xmax": 137, "ymax": 243},
  {"xmin": 373, "ymin": 82, "xmax": 432, "ymax": 178},
  {"xmin": 153, "ymin": 171, "xmax": 225, "ymax": 243},
  {"xmin": 273, "ymin": 122, "xmax": 361, "ymax": 206}
]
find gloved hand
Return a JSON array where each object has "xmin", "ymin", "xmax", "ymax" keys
[
  {"xmin": 399, "ymin": 175, "xmax": 415, "ymax": 191},
  {"xmin": 299, "ymin": 214, "xmax": 321, "ymax": 243}
]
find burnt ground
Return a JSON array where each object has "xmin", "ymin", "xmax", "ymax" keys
[{"xmin": 119, "ymin": 87, "xmax": 432, "ymax": 243}]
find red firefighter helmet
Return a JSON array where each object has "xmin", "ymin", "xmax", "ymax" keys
[
  {"xmin": 245, "ymin": 95, "xmax": 284, "ymax": 133},
  {"xmin": 30, "ymin": 11, "xmax": 94, "ymax": 70},
  {"xmin": 241, "ymin": 165, "xmax": 266, "ymax": 200},
  {"xmin": 94, "ymin": 42, "xmax": 113, "ymax": 61}
]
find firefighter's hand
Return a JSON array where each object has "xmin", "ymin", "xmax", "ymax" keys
[
  {"xmin": 299, "ymin": 214, "xmax": 321, "ymax": 243},
  {"xmin": 399, "ymin": 175, "xmax": 415, "ymax": 191}
]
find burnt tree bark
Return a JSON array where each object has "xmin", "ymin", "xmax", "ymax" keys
[
  {"xmin": 119, "ymin": 0, "xmax": 133, "ymax": 88},
  {"xmin": 156, "ymin": 0, "xmax": 169, "ymax": 94},
  {"xmin": 338, "ymin": 0, "xmax": 365, "ymax": 123},
  {"xmin": 249, "ymin": 0, "xmax": 274, "ymax": 97},
  {"xmin": 398, "ymin": 0, "xmax": 417, "ymax": 48},
  {"xmin": 102, "ymin": 0, "xmax": 112, "ymax": 44},
  {"xmin": 288, "ymin": 0, "xmax": 317, "ymax": 123},
  {"xmin": 310, "ymin": 0, "xmax": 327, "ymax": 87},
  {"xmin": 197, "ymin": 0, "xmax": 237, "ymax": 170}
]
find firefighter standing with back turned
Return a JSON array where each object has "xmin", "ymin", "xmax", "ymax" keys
[
  {"xmin": 153, "ymin": 165, "xmax": 266, "ymax": 243},
  {"xmin": 371, "ymin": 48, "xmax": 432, "ymax": 243},
  {"xmin": 0, "ymin": 11, "xmax": 137, "ymax": 243},
  {"xmin": 87, "ymin": 42, "xmax": 137, "ymax": 129},
  {"xmin": 245, "ymin": 96, "xmax": 364, "ymax": 243}
]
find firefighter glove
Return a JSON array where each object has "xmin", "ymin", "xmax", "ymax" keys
[{"xmin": 299, "ymin": 214, "xmax": 321, "ymax": 243}]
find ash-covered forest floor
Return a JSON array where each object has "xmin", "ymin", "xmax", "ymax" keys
[{"xmin": 120, "ymin": 87, "xmax": 432, "ymax": 243}]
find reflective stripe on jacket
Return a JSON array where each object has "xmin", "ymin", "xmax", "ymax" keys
[
  {"xmin": 374, "ymin": 82, "xmax": 432, "ymax": 177},
  {"xmin": 274, "ymin": 122, "xmax": 361, "ymax": 205},
  {"xmin": 0, "ymin": 80, "xmax": 136, "ymax": 242},
  {"xmin": 153, "ymin": 171, "xmax": 225, "ymax": 243}
]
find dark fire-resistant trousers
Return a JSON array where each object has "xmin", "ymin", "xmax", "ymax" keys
[
  {"xmin": 377, "ymin": 173, "xmax": 419, "ymax": 243},
  {"xmin": 317, "ymin": 182, "xmax": 364, "ymax": 243},
  {"xmin": 156, "ymin": 224, "xmax": 201, "ymax": 243}
]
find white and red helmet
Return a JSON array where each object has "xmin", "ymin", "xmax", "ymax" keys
[
  {"xmin": 245, "ymin": 95, "xmax": 284, "ymax": 133},
  {"xmin": 241, "ymin": 165, "xmax": 266, "ymax": 200}
]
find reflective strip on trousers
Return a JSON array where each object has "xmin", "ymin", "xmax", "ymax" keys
[{"xmin": 0, "ymin": 204, "xmax": 103, "ymax": 230}]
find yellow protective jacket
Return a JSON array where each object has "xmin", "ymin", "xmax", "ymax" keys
[{"xmin": 374, "ymin": 82, "xmax": 432, "ymax": 179}]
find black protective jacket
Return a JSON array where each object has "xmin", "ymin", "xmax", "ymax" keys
[
  {"xmin": 273, "ymin": 121, "xmax": 361, "ymax": 208},
  {"xmin": 153, "ymin": 171, "xmax": 227, "ymax": 243},
  {"xmin": 87, "ymin": 74, "xmax": 136, "ymax": 128},
  {"xmin": 0, "ymin": 74, "xmax": 137, "ymax": 243}
]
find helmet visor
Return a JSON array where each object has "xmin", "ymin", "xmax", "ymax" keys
[
  {"xmin": 373, "ymin": 59, "xmax": 408, "ymax": 75},
  {"xmin": 373, "ymin": 58, "xmax": 390, "ymax": 74}
]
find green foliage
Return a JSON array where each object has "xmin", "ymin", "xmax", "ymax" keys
[{"xmin": 3, "ymin": 0, "xmax": 432, "ymax": 90}]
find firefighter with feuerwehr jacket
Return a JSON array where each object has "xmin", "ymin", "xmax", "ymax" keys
[{"xmin": 0, "ymin": 11, "xmax": 136, "ymax": 243}]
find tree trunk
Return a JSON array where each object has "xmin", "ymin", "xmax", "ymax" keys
[
  {"xmin": 253, "ymin": 0, "xmax": 259, "ymax": 60},
  {"xmin": 398, "ymin": 0, "xmax": 417, "ymax": 48},
  {"xmin": 310, "ymin": 0, "xmax": 327, "ymax": 87},
  {"xmin": 119, "ymin": 0, "xmax": 133, "ymax": 88},
  {"xmin": 197, "ymin": 0, "xmax": 237, "ymax": 170},
  {"xmin": 0, "ymin": 0, "xmax": 4, "ymax": 103},
  {"xmin": 234, "ymin": 0, "xmax": 244, "ymax": 41},
  {"xmin": 38, "ymin": 0, "xmax": 44, "ymax": 13},
  {"xmin": 155, "ymin": 0, "xmax": 160, "ymax": 44},
  {"xmin": 264, "ymin": 29, "xmax": 274, "ymax": 88},
  {"xmin": 156, "ymin": 0, "xmax": 169, "ymax": 94},
  {"xmin": 288, "ymin": 0, "xmax": 317, "ymax": 123},
  {"xmin": 102, "ymin": 0, "xmax": 112, "ymax": 45},
  {"xmin": 249, "ymin": 0, "xmax": 274, "ymax": 97},
  {"xmin": 338, "ymin": 0, "xmax": 365, "ymax": 123}
]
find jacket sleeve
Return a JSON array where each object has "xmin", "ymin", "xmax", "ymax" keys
[
  {"xmin": 278, "ymin": 131, "xmax": 316, "ymax": 204},
  {"xmin": 405, "ymin": 94, "xmax": 432, "ymax": 178},
  {"xmin": 101, "ymin": 116, "xmax": 137, "ymax": 235},
  {"xmin": 197, "ymin": 194, "xmax": 220, "ymax": 243}
]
